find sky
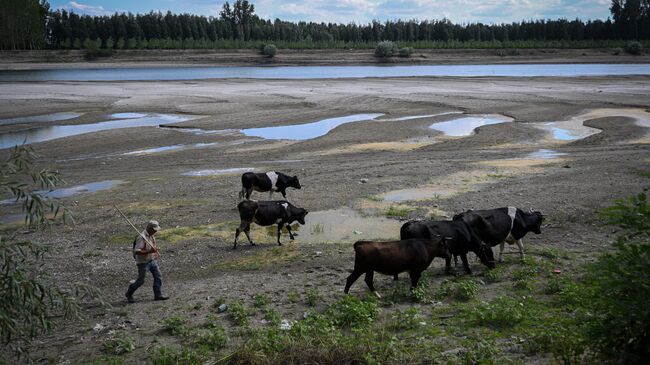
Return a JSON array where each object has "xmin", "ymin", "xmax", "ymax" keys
[{"xmin": 50, "ymin": 0, "xmax": 613, "ymax": 24}]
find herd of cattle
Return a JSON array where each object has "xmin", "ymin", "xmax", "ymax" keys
[{"xmin": 234, "ymin": 171, "xmax": 544, "ymax": 298}]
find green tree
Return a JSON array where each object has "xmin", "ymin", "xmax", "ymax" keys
[
  {"xmin": 220, "ymin": 0, "xmax": 256, "ymax": 40},
  {"xmin": 0, "ymin": 146, "xmax": 99, "ymax": 357}
]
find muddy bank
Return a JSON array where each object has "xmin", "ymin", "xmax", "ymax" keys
[{"xmin": 1, "ymin": 48, "xmax": 650, "ymax": 70}]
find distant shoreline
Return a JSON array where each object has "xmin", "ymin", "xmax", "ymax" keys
[{"xmin": 1, "ymin": 48, "xmax": 649, "ymax": 70}]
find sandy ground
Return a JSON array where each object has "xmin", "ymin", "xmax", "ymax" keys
[
  {"xmin": 1, "ymin": 69, "xmax": 650, "ymax": 363},
  {"xmin": 2, "ymin": 48, "xmax": 650, "ymax": 70}
]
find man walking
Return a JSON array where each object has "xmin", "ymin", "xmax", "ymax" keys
[{"xmin": 125, "ymin": 220, "xmax": 169, "ymax": 303}]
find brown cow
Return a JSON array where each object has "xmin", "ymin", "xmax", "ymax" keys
[{"xmin": 344, "ymin": 238, "xmax": 449, "ymax": 298}]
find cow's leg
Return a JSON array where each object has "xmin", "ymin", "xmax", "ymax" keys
[
  {"xmin": 280, "ymin": 190, "xmax": 287, "ymax": 199},
  {"xmin": 238, "ymin": 188, "xmax": 245, "ymax": 201},
  {"xmin": 344, "ymin": 269, "xmax": 363, "ymax": 294},
  {"xmin": 516, "ymin": 239, "xmax": 525, "ymax": 260},
  {"xmin": 276, "ymin": 223, "xmax": 283, "ymax": 246},
  {"xmin": 233, "ymin": 228, "xmax": 240, "ymax": 249},
  {"xmin": 409, "ymin": 270, "xmax": 422, "ymax": 290},
  {"xmin": 285, "ymin": 223, "xmax": 295, "ymax": 240},
  {"xmin": 245, "ymin": 188, "xmax": 252, "ymax": 200},
  {"xmin": 393, "ymin": 274, "xmax": 398, "ymax": 281},
  {"xmin": 445, "ymin": 256, "xmax": 455, "ymax": 275},
  {"xmin": 460, "ymin": 253, "xmax": 473, "ymax": 275},
  {"xmin": 498, "ymin": 242, "xmax": 505, "ymax": 262},
  {"xmin": 244, "ymin": 224, "xmax": 254, "ymax": 245},
  {"xmin": 364, "ymin": 271, "xmax": 381, "ymax": 298}
]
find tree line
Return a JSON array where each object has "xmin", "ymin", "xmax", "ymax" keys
[{"xmin": 1, "ymin": 0, "xmax": 649, "ymax": 50}]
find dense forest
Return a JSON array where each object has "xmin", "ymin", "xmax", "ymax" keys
[{"xmin": 1, "ymin": 0, "xmax": 649, "ymax": 50}]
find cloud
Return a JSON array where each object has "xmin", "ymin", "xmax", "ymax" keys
[
  {"xmin": 253, "ymin": 0, "xmax": 611, "ymax": 24},
  {"xmin": 59, "ymin": 1, "xmax": 111, "ymax": 16}
]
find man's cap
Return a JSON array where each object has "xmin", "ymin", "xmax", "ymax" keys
[{"xmin": 147, "ymin": 220, "xmax": 161, "ymax": 231}]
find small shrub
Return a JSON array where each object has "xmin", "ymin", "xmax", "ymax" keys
[
  {"xmin": 398, "ymin": 47, "xmax": 413, "ymax": 57},
  {"xmin": 598, "ymin": 192, "xmax": 649, "ymax": 235},
  {"xmin": 434, "ymin": 279, "xmax": 477, "ymax": 301},
  {"xmin": 253, "ymin": 293, "xmax": 269, "ymax": 308},
  {"xmin": 524, "ymin": 319, "xmax": 588, "ymax": 364},
  {"xmin": 374, "ymin": 41, "xmax": 398, "ymax": 58},
  {"xmin": 389, "ymin": 307, "xmax": 423, "ymax": 331},
  {"xmin": 262, "ymin": 44, "xmax": 277, "ymax": 57},
  {"xmin": 455, "ymin": 279, "xmax": 479, "ymax": 301},
  {"xmin": 483, "ymin": 267, "xmax": 504, "ymax": 283},
  {"xmin": 326, "ymin": 295, "xmax": 379, "ymax": 328},
  {"xmin": 102, "ymin": 335, "xmax": 135, "ymax": 355},
  {"xmin": 624, "ymin": 41, "xmax": 642, "ymax": 55},
  {"xmin": 386, "ymin": 205, "xmax": 412, "ymax": 218},
  {"xmin": 229, "ymin": 300, "xmax": 252, "ymax": 326},
  {"xmin": 469, "ymin": 296, "xmax": 529, "ymax": 328},
  {"xmin": 263, "ymin": 307, "xmax": 281, "ymax": 326},
  {"xmin": 195, "ymin": 326, "xmax": 227, "ymax": 350},
  {"xmin": 287, "ymin": 289, "xmax": 300, "ymax": 303},
  {"xmin": 305, "ymin": 288, "xmax": 320, "ymax": 307},
  {"xmin": 162, "ymin": 316, "xmax": 189, "ymax": 337},
  {"xmin": 458, "ymin": 339, "xmax": 503, "ymax": 365},
  {"xmin": 412, "ymin": 282, "xmax": 431, "ymax": 302},
  {"xmin": 544, "ymin": 275, "xmax": 569, "ymax": 294},
  {"xmin": 148, "ymin": 346, "xmax": 204, "ymax": 365}
]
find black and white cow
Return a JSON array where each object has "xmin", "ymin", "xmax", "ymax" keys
[
  {"xmin": 453, "ymin": 207, "xmax": 544, "ymax": 262},
  {"xmin": 239, "ymin": 171, "xmax": 301, "ymax": 200},
  {"xmin": 400, "ymin": 220, "xmax": 495, "ymax": 275},
  {"xmin": 234, "ymin": 200, "xmax": 308, "ymax": 249}
]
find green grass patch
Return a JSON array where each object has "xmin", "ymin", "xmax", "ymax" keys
[{"xmin": 385, "ymin": 205, "xmax": 413, "ymax": 218}]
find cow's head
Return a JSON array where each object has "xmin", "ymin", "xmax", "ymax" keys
[
  {"xmin": 296, "ymin": 209, "xmax": 308, "ymax": 225},
  {"xmin": 452, "ymin": 209, "xmax": 472, "ymax": 222},
  {"xmin": 477, "ymin": 243, "xmax": 496, "ymax": 269},
  {"xmin": 290, "ymin": 176, "xmax": 301, "ymax": 190},
  {"xmin": 528, "ymin": 208, "xmax": 544, "ymax": 234}
]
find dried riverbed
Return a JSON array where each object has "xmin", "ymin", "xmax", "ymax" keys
[{"xmin": 0, "ymin": 71, "xmax": 649, "ymax": 363}]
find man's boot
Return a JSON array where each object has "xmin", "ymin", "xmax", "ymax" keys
[{"xmin": 125, "ymin": 291, "xmax": 136, "ymax": 303}]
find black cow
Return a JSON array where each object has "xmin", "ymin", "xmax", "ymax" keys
[
  {"xmin": 344, "ymin": 238, "xmax": 450, "ymax": 299},
  {"xmin": 400, "ymin": 220, "xmax": 495, "ymax": 275},
  {"xmin": 234, "ymin": 200, "xmax": 308, "ymax": 249},
  {"xmin": 239, "ymin": 171, "xmax": 301, "ymax": 200},
  {"xmin": 453, "ymin": 207, "xmax": 544, "ymax": 262}
]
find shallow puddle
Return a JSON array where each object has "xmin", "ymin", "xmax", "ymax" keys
[
  {"xmin": 182, "ymin": 168, "xmax": 255, "ymax": 177},
  {"xmin": 207, "ymin": 207, "xmax": 402, "ymax": 244},
  {"xmin": 0, "ymin": 112, "xmax": 82, "ymax": 126},
  {"xmin": 429, "ymin": 114, "xmax": 513, "ymax": 136},
  {"xmin": 533, "ymin": 108, "xmax": 650, "ymax": 142},
  {"xmin": 241, "ymin": 113, "xmax": 384, "ymax": 140},
  {"xmin": 0, "ymin": 113, "xmax": 193, "ymax": 149},
  {"xmin": 1, "ymin": 179, "xmax": 124, "ymax": 205},
  {"xmin": 526, "ymin": 149, "xmax": 567, "ymax": 159}
]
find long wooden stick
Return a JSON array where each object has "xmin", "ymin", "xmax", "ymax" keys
[{"xmin": 113, "ymin": 205, "xmax": 159, "ymax": 256}]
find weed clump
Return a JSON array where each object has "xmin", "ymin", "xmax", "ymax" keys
[{"xmin": 326, "ymin": 295, "xmax": 379, "ymax": 328}]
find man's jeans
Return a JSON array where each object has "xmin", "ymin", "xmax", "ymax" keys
[{"xmin": 126, "ymin": 260, "xmax": 162, "ymax": 297}]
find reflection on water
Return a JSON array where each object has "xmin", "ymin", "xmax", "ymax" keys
[
  {"xmin": 1, "ymin": 180, "xmax": 124, "ymax": 205},
  {"xmin": 0, "ymin": 112, "xmax": 81, "ymax": 126},
  {"xmin": 241, "ymin": 114, "xmax": 384, "ymax": 140},
  {"xmin": 0, "ymin": 113, "xmax": 191, "ymax": 149},
  {"xmin": 429, "ymin": 114, "xmax": 513, "ymax": 136},
  {"xmin": 525, "ymin": 149, "xmax": 568, "ymax": 159},
  {"xmin": 182, "ymin": 168, "xmax": 255, "ymax": 176},
  {"xmin": 2, "ymin": 64, "xmax": 650, "ymax": 81},
  {"xmin": 110, "ymin": 112, "xmax": 148, "ymax": 119},
  {"xmin": 381, "ymin": 187, "xmax": 454, "ymax": 203}
]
